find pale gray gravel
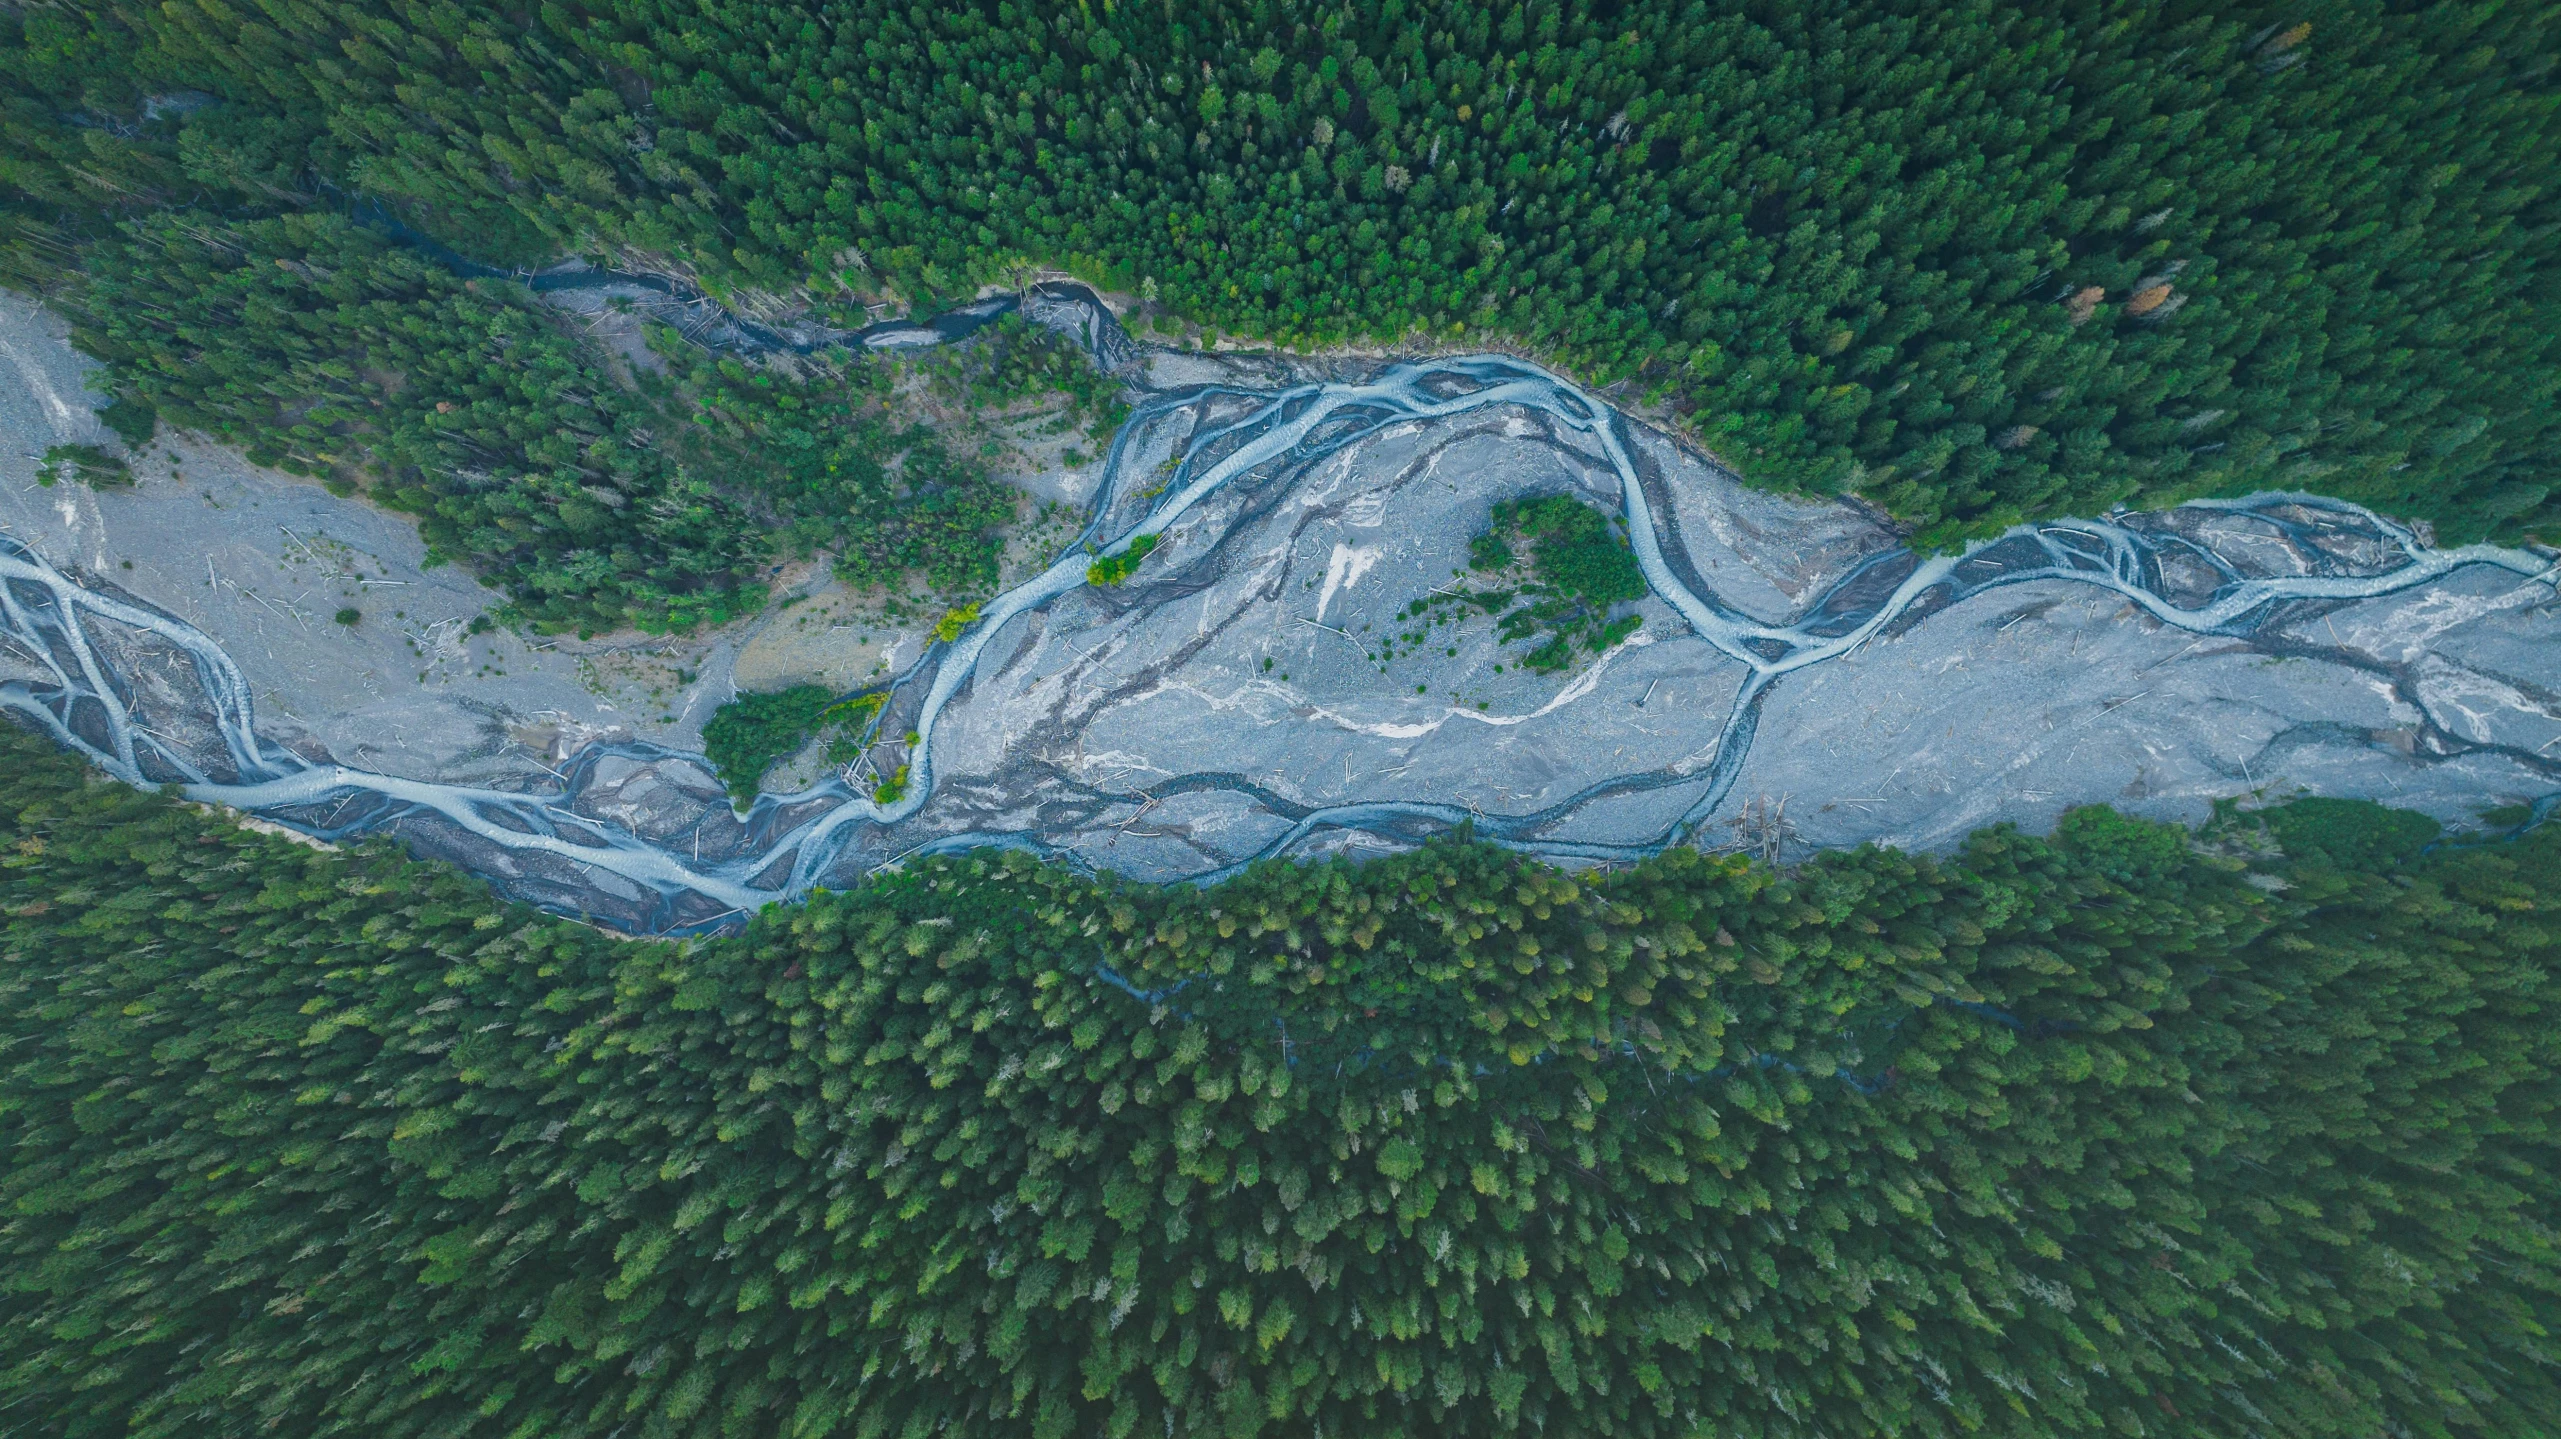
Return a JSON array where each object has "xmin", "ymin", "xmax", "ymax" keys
[{"xmin": 1, "ymin": 285, "xmax": 2553, "ymax": 932}]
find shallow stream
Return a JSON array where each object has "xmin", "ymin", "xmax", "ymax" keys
[{"xmin": 2, "ymin": 294, "xmax": 2553, "ymax": 932}]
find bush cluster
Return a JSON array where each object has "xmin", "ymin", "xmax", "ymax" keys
[{"xmin": 1461, "ymin": 493, "xmax": 1649, "ymax": 672}]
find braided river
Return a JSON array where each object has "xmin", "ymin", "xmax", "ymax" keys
[{"xmin": 1, "ymin": 292, "xmax": 2554, "ymax": 932}]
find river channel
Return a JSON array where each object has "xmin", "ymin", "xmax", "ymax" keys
[{"xmin": 1, "ymin": 290, "xmax": 2553, "ymax": 932}]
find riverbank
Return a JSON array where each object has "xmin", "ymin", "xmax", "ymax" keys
[{"xmin": 3, "ymin": 282, "xmax": 2552, "ymax": 930}]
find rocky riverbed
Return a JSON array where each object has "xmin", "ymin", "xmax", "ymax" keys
[{"xmin": 2, "ymin": 288, "xmax": 2553, "ymax": 932}]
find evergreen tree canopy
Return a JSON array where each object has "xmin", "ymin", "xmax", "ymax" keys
[
  {"xmin": 6, "ymin": 0, "xmax": 2555, "ymax": 555},
  {"xmin": 0, "ymin": 724, "xmax": 2553, "ymax": 1438}
]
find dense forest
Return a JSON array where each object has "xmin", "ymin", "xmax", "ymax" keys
[
  {"xmin": 5, "ymin": 0, "xmax": 2555, "ymax": 587},
  {"xmin": 50, "ymin": 207, "xmax": 1048, "ymax": 632},
  {"xmin": 0, "ymin": 724, "xmax": 2553, "ymax": 1437}
]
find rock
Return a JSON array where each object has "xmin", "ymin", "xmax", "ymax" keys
[{"xmin": 2, "ymin": 287, "xmax": 2552, "ymax": 931}]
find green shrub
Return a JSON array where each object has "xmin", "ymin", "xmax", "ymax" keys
[
  {"xmin": 34, "ymin": 443, "xmax": 129, "ymax": 489},
  {"xmin": 1086, "ymin": 532, "xmax": 1158, "ymax": 586}
]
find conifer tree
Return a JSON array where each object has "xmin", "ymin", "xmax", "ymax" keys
[
  {"xmin": 9, "ymin": 2, "xmax": 2555, "ymax": 571},
  {"xmin": 0, "ymin": 724, "xmax": 2551, "ymax": 1437}
]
